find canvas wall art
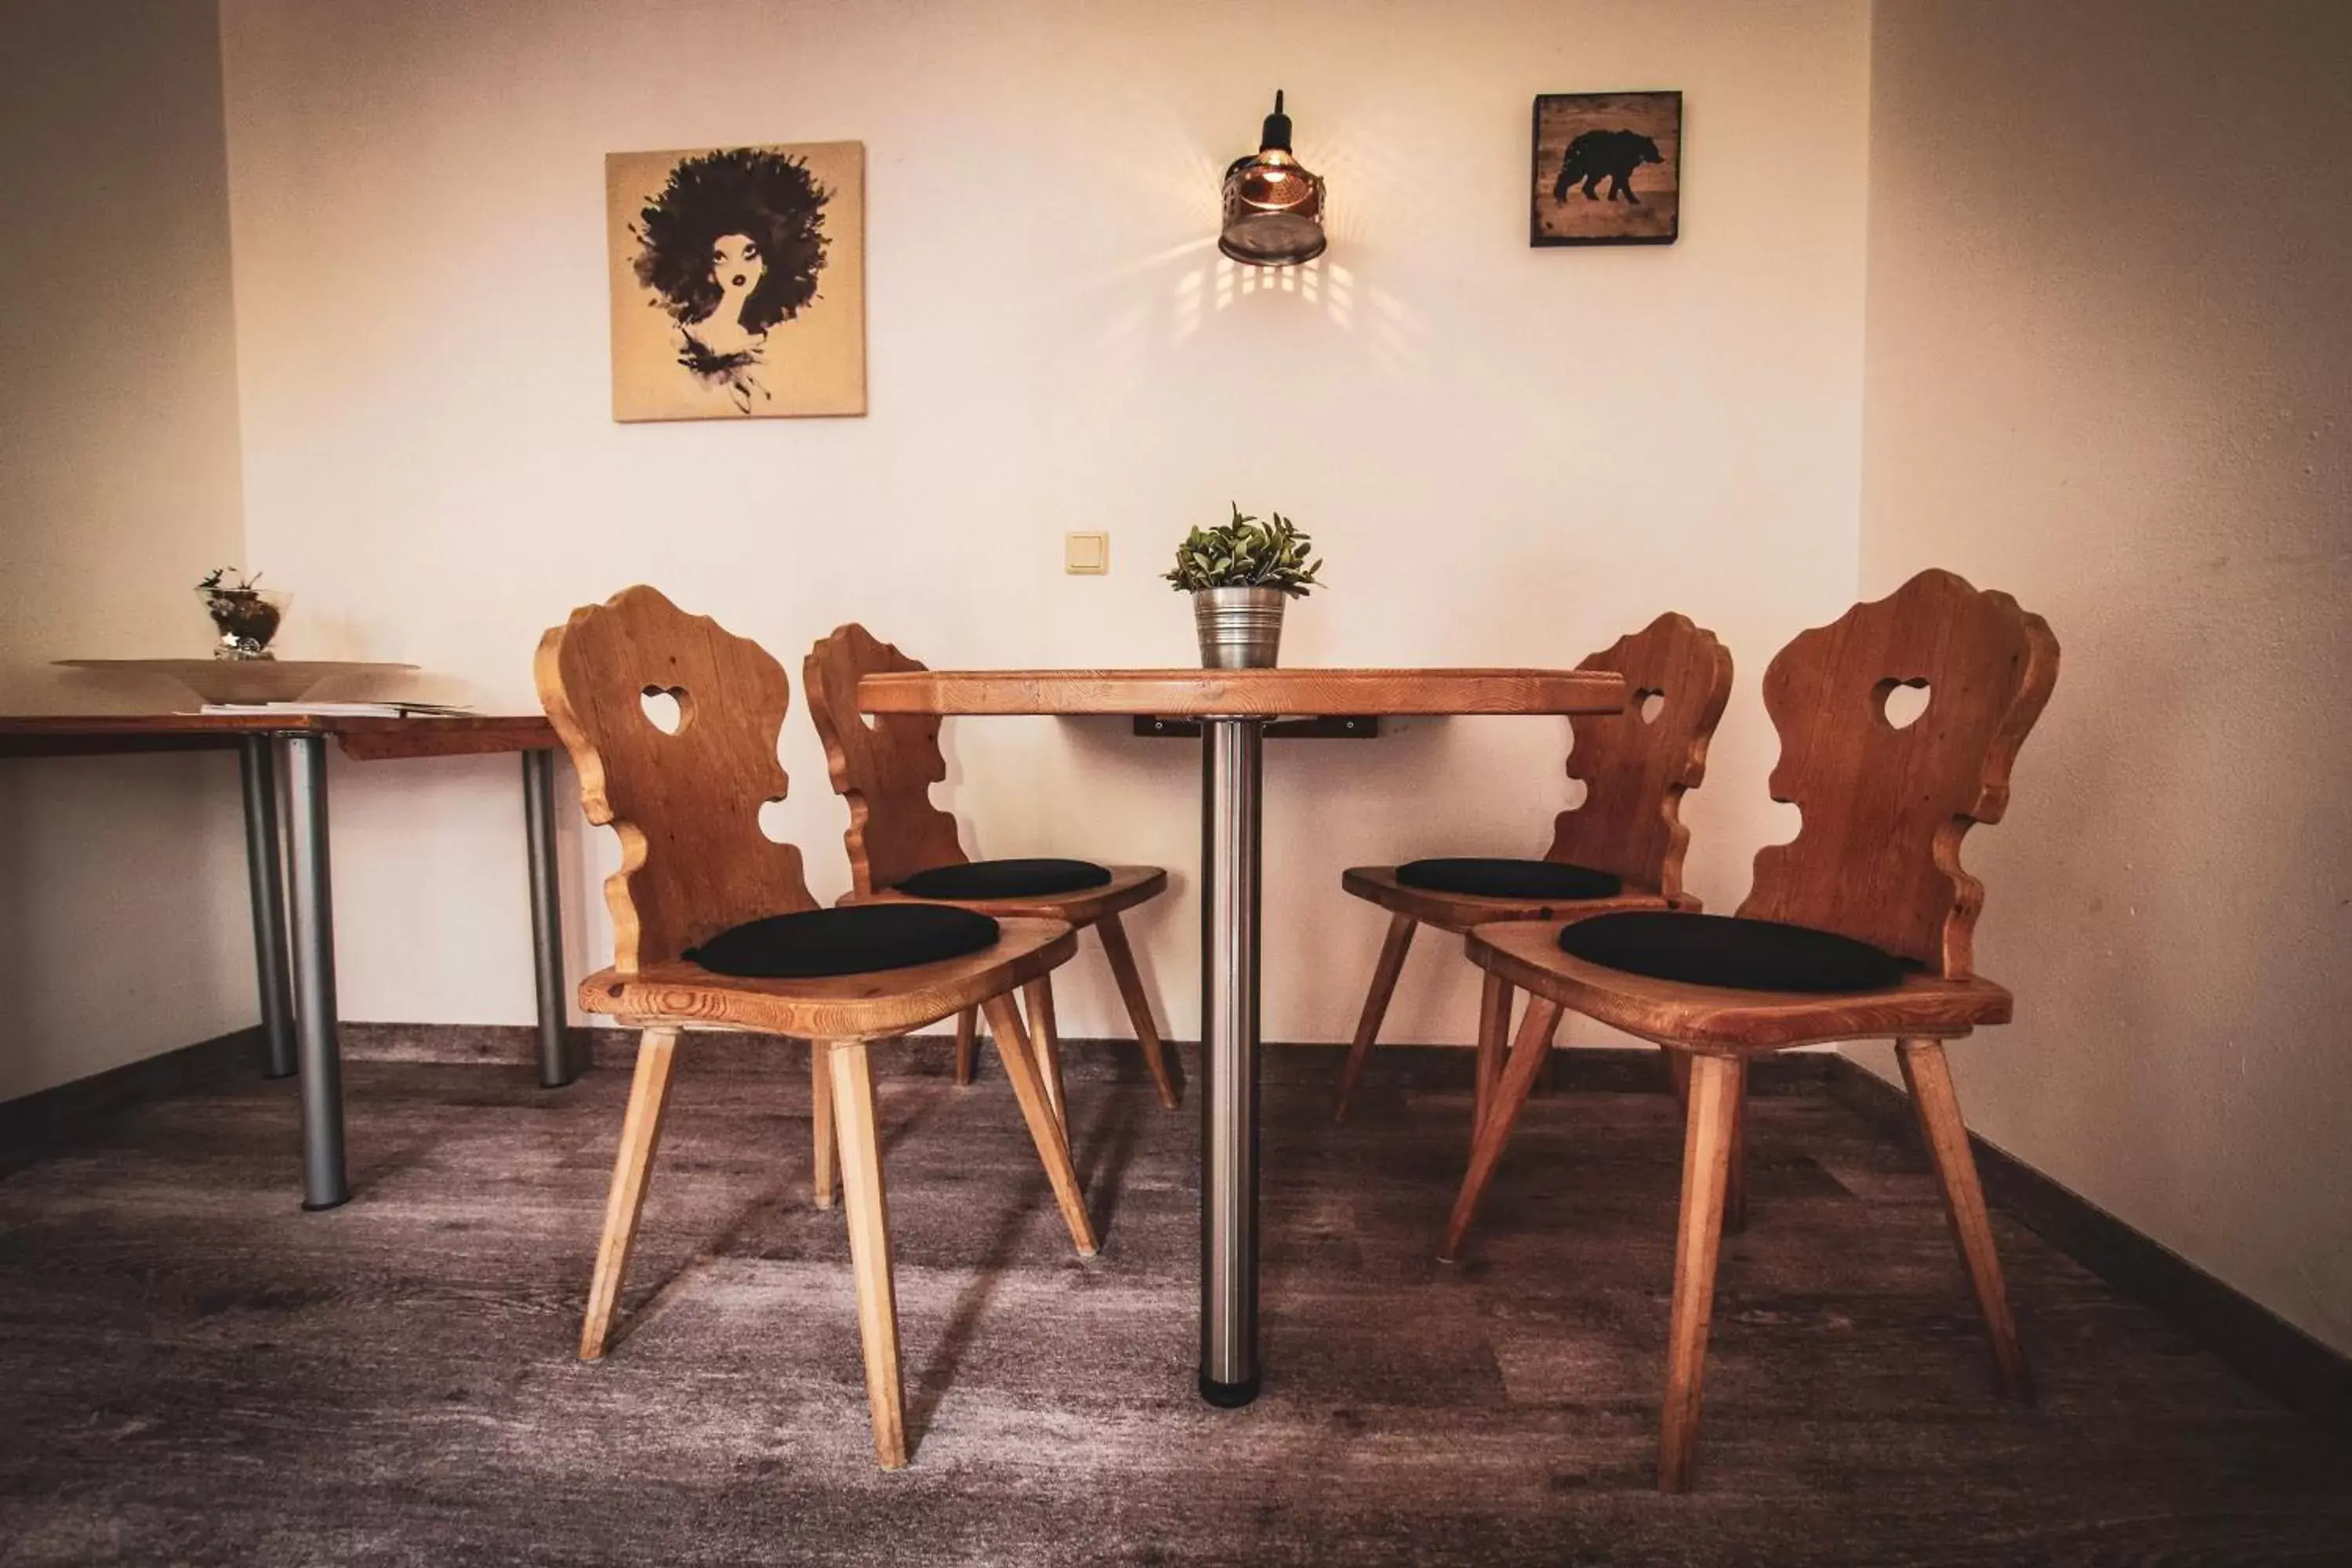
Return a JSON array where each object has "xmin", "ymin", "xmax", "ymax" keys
[
  {"xmin": 607, "ymin": 141, "xmax": 866, "ymax": 421},
  {"xmin": 1530, "ymin": 93, "xmax": 1681, "ymax": 247}
]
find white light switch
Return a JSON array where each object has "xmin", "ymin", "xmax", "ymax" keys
[{"xmin": 1065, "ymin": 532, "xmax": 1109, "ymax": 574}]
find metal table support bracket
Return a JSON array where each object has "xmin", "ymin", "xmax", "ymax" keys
[
  {"xmin": 521, "ymin": 749, "xmax": 576, "ymax": 1088},
  {"xmin": 1199, "ymin": 717, "xmax": 1265, "ymax": 1406},
  {"xmin": 1136, "ymin": 714, "xmax": 1377, "ymax": 740}
]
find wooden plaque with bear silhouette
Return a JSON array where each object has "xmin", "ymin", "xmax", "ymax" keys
[{"xmin": 1532, "ymin": 92, "xmax": 1682, "ymax": 247}]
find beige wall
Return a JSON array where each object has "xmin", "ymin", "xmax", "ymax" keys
[
  {"xmin": 1853, "ymin": 1, "xmax": 2352, "ymax": 1353},
  {"xmin": 0, "ymin": 0, "xmax": 257, "ymax": 1101},
  {"xmin": 215, "ymin": 0, "xmax": 1872, "ymax": 1046}
]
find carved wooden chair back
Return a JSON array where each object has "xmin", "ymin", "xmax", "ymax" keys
[
  {"xmin": 1544, "ymin": 612, "xmax": 1734, "ymax": 898},
  {"xmin": 804, "ymin": 623, "xmax": 968, "ymax": 895},
  {"xmin": 535, "ymin": 585, "xmax": 815, "ymax": 972},
  {"xmin": 1740, "ymin": 568, "xmax": 2060, "ymax": 977}
]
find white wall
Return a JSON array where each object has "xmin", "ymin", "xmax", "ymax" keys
[
  {"xmin": 1853, "ymin": 0, "xmax": 2352, "ymax": 1353},
  {"xmin": 216, "ymin": 0, "xmax": 1872, "ymax": 1046},
  {"xmin": 0, "ymin": 0, "xmax": 257, "ymax": 1101}
]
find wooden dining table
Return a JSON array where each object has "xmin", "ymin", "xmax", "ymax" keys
[
  {"xmin": 0, "ymin": 713, "xmax": 571, "ymax": 1210},
  {"xmin": 858, "ymin": 666, "xmax": 1627, "ymax": 1406}
]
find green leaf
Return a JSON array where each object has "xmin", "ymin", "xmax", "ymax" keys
[{"xmin": 1167, "ymin": 504, "xmax": 1323, "ymax": 596}]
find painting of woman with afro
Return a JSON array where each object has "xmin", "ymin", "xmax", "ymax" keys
[{"xmin": 607, "ymin": 141, "xmax": 866, "ymax": 421}]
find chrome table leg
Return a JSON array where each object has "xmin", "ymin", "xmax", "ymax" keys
[
  {"xmin": 282, "ymin": 733, "xmax": 349, "ymax": 1210},
  {"xmin": 521, "ymin": 749, "xmax": 575, "ymax": 1087},
  {"xmin": 1200, "ymin": 717, "xmax": 1264, "ymax": 1406},
  {"xmin": 237, "ymin": 735, "xmax": 296, "ymax": 1080}
]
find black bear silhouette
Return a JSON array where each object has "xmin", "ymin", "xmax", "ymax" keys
[{"xmin": 1554, "ymin": 129, "xmax": 1664, "ymax": 205}]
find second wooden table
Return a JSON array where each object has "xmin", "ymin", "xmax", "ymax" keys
[
  {"xmin": 858, "ymin": 666, "xmax": 1627, "ymax": 1406},
  {"xmin": 0, "ymin": 713, "xmax": 570, "ymax": 1210}
]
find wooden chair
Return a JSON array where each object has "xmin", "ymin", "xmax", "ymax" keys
[
  {"xmin": 1445, "ymin": 569, "xmax": 2059, "ymax": 1491},
  {"xmin": 537, "ymin": 586, "xmax": 1098, "ymax": 1471},
  {"xmin": 804, "ymin": 623, "xmax": 1180, "ymax": 1116},
  {"xmin": 1331, "ymin": 612, "xmax": 1733, "ymax": 1134}
]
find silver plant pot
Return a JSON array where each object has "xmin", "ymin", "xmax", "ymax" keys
[{"xmin": 1193, "ymin": 586, "xmax": 1287, "ymax": 669}]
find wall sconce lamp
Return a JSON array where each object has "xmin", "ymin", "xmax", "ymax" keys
[{"xmin": 1219, "ymin": 91, "xmax": 1326, "ymax": 267}]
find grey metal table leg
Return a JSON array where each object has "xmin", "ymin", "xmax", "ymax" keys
[
  {"xmin": 1199, "ymin": 717, "xmax": 1264, "ymax": 1406},
  {"xmin": 521, "ymin": 749, "xmax": 575, "ymax": 1087},
  {"xmin": 282, "ymin": 734, "xmax": 349, "ymax": 1210},
  {"xmin": 237, "ymin": 735, "xmax": 297, "ymax": 1080}
]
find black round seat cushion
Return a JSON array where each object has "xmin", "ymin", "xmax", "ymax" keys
[
  {"xmin": 1555, "ymin": 911, "xmax": 1911, "ymax": 993},
  {"xmin": 893, "ymin": 858, "xmax": 1113, "ymax": 901},
  {"xmin": 684, "ymin": 904, "xmax": 1001, "ymax": 979},
  {"xmin": 1396, "ymin": 857, "xmax": 1623, "ymax": 902}
]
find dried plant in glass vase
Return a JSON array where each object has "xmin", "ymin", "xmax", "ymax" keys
[{"xmin": 197, "ymin": 568, "xmax": 290, "ymax": 660}]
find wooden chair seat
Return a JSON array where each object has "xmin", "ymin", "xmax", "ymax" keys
[
  {"xmin": 844, "ymin": 863, "xmax": 1168, "ymax": 925},
  {"xmin": 579, "ymin": 916, "xmax": 1078, "ymax": 1039},
  {"xmin": 1468, "ymin": 917, "xmax": 2013, "ymax": 1054},
  {"xmin": 1341, "ymin": 863, "xmax": 1683, "ymax": 934}
]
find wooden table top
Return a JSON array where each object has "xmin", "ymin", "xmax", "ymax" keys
[
  {"xmin": 0, "ymin": 713, "xmax": 558, "ymax": 761},
  {"xmin": 857, "ymin": 666, "xmax": 1627, "ymax": 718}
]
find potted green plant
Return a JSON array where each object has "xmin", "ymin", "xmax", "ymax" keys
[
  {"xmin": 197, "ymin": 568, "xmax": 289, "ymax": 660},
  {"xmin": 1164, "ymin": 505, "xmax": 1323, "ymax": 669}
]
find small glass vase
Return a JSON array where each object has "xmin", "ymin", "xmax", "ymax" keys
[{"xmin": 201, "ymin": 586, "xmax": 291, "ymax": 660}]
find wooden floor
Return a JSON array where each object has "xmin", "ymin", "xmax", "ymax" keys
[{"xmin": 2, "ymin": 1038, "xmax": 2347, "ymax": 1566}]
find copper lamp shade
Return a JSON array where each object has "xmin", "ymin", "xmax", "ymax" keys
[{"xmin": 1219, "ymin": 91, "xmax": 1326, "ymax": 266}]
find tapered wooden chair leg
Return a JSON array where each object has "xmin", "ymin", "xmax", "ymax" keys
[
  {"xmin": 811, "ymin": 1043, "xmax": 838, "ymax": 1209},
  {"xmin": 1472, "ymin": 969, "xmax": 1515, "ymax": 1138},
  {"xmin": 953, "ymin": 1008, "xmax": 978, "ymax": 1087},
  {"xmin": 579, "ymin": 1026, "xmax": 681, "ymax": 1361},
  {"xmin": 1898, "ymin": 1038, "xmax": 2034, "ymax": 1403},
  {"xmin": 1659, "ymin": 1051, "xmax": 1741, "ymax": 1492},
  {"xmin": 824, "ymin": 1040, "xmax": 908, "ymax": 1469},
  {"xmin": 1097, "ymin": 912, "xmax": 1180, "ymax": 1109},
  {"xmin": 1439, "ymin": 997, "xmax": 1563, "ymax": 1261},
  {"xmin": 1666, "ymin": 1047, "xmax": 1747, "ymax": 1234},
  {"xmin": 1334, "ymin": 912, "xmax": 1418, "ymax": 1122},
  {"xmin": 1022, "ymin": 975, "xmax": 1066, "ymax": 1127},
  {"xmin": 981, "ymin": 993, "xmax": 1098, "ymax": 1256}
]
